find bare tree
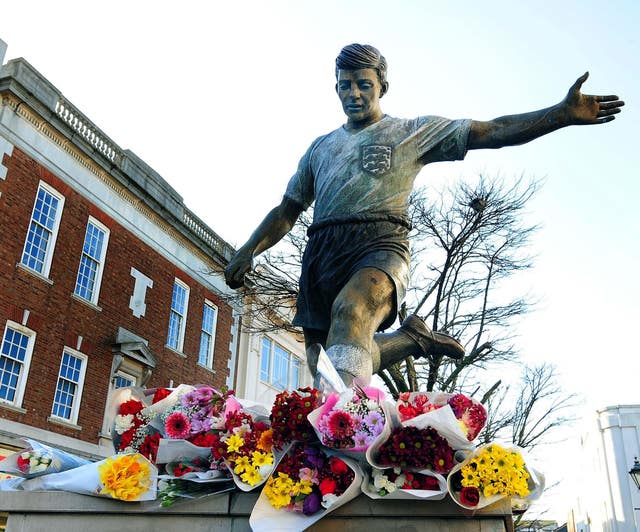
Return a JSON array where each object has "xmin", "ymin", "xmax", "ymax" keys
[{"xmin": 382, "ymin": 176, "xmax": 540, "ymax": 397}]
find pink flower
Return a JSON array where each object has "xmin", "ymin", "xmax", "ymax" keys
[{"xmin": 165, "ymin": 411, "xmax": 191, "ymax": 439}]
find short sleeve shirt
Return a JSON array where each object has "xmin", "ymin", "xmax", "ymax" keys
[{"xmin": 284, "ymin": 115, "xmax": 472, "ymax": 222}]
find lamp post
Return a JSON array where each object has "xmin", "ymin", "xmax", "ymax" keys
[{"xmin": 629, "ymin": 457, "xmax": 640, "ymax": 491}]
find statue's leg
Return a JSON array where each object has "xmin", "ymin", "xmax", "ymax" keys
[
  {"xmin": 373, "ymin": 315, "xmax": 465, "ymax": 372},
  {"xmin": 324, "ymin": 267, "xmax": 394, "ymax": 387}
]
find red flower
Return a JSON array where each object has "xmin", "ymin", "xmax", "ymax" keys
[
  {"xmin": 459, "ymin": 486, "xmax": 480, "ymax": 507},
  {"xmin": 152, "ymin": 388, "xmax": 172, "ymax": 404},
  {"xmin": 329, "ymin": 457, "xmax": 348, "ymax": 475},
  {"xmin": 118, "ymin": 427, "xmax": 136, "ymax": 450},
  {"xmin": 327, "ymin": 410, "xmax": 355, "ymax": 440},
  {"xmin": 119, "ymin": 399, "xmax": 145, "ymax": 416},
  {"xmin": 139, "ymin": 433, "xmax": 161, "ymax": 461},
  {"xmin": 319, "ymin": 477, "xmax": 337, "ymax": 495},
  {"xmin": 190, "ymin": 433, "xmax": 218, "ymax": 448},
  {"xmin": 16, "ymin": 455, "xmax": 30, "ymax": 473}
]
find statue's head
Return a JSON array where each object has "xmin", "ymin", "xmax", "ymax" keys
[
  {"xmin": 335, "ymin": 43, "xmax": 388, "ymax": 86},
  {"xmin": 335, "ymin": 44, "xmax": 388, "ymax": 127}
]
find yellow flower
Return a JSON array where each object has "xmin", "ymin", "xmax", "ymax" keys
[
  {"xmin": 240, "ymin": 466, "xmax": 262, "ymax": 486},
  {"xmin": 264, "ymin": 474, "xmax": 293, "ymax": 508},
  {"xmin": 251, "ymin": 451, "xmax": 274, "ymax": 468},
  {"xmin": 98, "ymin": 454, "xmax": 151, "ymax": 502},
  {"xmin": 225, "ymin": 433, "xmax": 244, "ymax": 453},
  {"xmin": 233, "ymin": 455, "xmax": 251, "ymax": 474}
]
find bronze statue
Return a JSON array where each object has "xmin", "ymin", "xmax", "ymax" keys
[{"xmin": 225, "ymin": 43, "xmax": 624, "ymax": 388}]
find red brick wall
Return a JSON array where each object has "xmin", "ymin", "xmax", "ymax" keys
[{"xmin": 0, "ymin": 147, "xmax": 233, "ymax": 443}]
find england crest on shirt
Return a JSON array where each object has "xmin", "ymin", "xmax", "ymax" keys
[{"xmin": 362, "ymin": 145, "xmax": 392, "ymax": 176}]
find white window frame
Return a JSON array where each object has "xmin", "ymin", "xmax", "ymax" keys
[
  {"xmin": 198, "ymin": 300, "xmax": 218, "ymax": 369},
  {"xmin": 166, "ymin": 278, "xmax": 190, "ymax": 352},
  {"xmin": 73, "ymin": 216, "xmax": 110, "ymax": 305},
  {"xmin": 20, "ymin": 181, "xmax": 65, "ymax": 278},
  {"xmin": 0, "ymin": 321, "xmax": 36, "ymax": 408},
  {"xmin": 113, "ymin": 370, "xmax": 137, "ymax": 390},
  {"xmin": 260, "ymin": 337, "xmax": 301, "ymax": 391},
  {"xmin": 50, "ymin": 348, "xmax": 88, "ymax": 425}
]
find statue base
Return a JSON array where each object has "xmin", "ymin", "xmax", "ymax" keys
[{"xmin": 1, "ymin": 490, "xmax": 514, "ymax": 531}]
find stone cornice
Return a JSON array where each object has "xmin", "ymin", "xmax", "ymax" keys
[{"xmin": 0, "ymin": 58, "xmax": 235, "ymax": 268}]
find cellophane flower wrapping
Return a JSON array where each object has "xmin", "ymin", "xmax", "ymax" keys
[
  {"xmin": 447, "ymin": 443, "xmax": 544, "ymax": 510},
  {"xmin": 8, "ymin": 453, "xmax": 157, "ymax": 501},
  {"xmin": 366, "ymin": 401, "xmax": 456, "ymax": 474},
  {"xmin": 0, "ymin": 438, "xmax": 90, "ymax": 479},
  {"xmin": 361, "ymin": 465, "xmax": 447, "ymax": 500},
  {"xmin": 397, "ymin": 391, "xmax": 486, "ymax": 449},
  {"xmin": 307, "ymin": 386, "xmax": 389, "ymax": 460},
  {"xmin": 249, "ymin": 443, "xmax": 363, "ymax": 532},
  {"xmin": 221, "ymin": 408, "xmax": 286, "ymax": 492}
]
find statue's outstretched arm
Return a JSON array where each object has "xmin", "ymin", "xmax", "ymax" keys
[
  {"xmin": 224, "ymin": 196, "xmax": 303, "ymax": 289},
  {"xmin": 468, "ymin": 72, "xmax": 624, "ymax": 150}
]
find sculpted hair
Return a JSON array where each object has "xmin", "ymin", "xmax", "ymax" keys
[{"xmin": 335, "ymin": 43, "xmax": 387, "ymax": 84}]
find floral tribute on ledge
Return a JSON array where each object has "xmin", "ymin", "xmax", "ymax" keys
[{"xmin": 0, "ymin": 383, "xmax": 545, "ymax": 529}]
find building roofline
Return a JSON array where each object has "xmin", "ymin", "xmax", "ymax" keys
[{"xmin": 0, "ymin": 56, "xmax": 236, "ymax": 265}]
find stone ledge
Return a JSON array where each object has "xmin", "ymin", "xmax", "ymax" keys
[{"xmin": 1, "ymin": 491, "xmax": 514, "ymax": 532}]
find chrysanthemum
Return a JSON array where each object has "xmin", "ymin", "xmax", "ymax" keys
[
  {"xmin": 165, "ymin": 411, "xmax": 191, "ymax": 439},
  {"xmin": 327, "ymin": 410, "xmax": 355, "ymax": 439}
]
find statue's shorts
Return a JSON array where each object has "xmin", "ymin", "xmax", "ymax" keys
[{"xmin": 292, "ymin": 215, "xmax": 411, "ymax": 333}]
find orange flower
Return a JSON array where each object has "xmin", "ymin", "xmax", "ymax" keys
[{"xmin": 257, "ymin": 429, "xmax": 274, "ymax": 452}]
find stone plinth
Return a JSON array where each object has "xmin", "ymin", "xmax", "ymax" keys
[{"xmin": 1, "ymin": 491, "xmax": 513, "ymax": 532}]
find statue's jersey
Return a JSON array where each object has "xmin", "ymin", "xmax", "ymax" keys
[{"xmin": 284, "ymin": 115, "xmax": 472, "ymax": 223}]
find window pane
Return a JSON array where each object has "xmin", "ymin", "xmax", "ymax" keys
[
  {"xmin": 166, "ymin": 281, "xmax": 188, "ymax": 351},
  {"xmin": 290, "ymin": 357, "xmax": 301, "ymax": 389},
  {"xmin": 198, "ymin": 303, "xmax": 216, "ymax": 367},
  {"xmin": 260, "ymin": 338, "xmax": 271, "ymax": 383},
  {"xmin": 52, "ymin": 352, "xmax": 83, "ymax": 421},
  {"xmin": 22, "ymin": 186, "xmax": 60, "ymax": 274},
  {"xmin": 0, "ymin": 327, "xmax": 30, "ymax": 404},
  {"xmin": 114, "ymin": 374, "xmax": 135, "ymax": 389},
  {"xmin": 74, "ymin": 221, "xmax": 106, "ymax": 302},
  {"xmin": 272, "ymin": 345, "xmax": 289, "ymax": 390}
]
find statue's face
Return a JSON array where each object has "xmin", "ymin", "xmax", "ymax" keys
[{"xmin": 336, "ymin": 68, "xmax": 386, "ymax": 126}]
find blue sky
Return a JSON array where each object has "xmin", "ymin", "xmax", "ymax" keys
[{"xmin": 1, "ymin": 0, "xmax": 638, "ymax": 520}]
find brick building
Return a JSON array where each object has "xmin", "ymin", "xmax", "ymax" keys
[{"xmin": 0, "ymin": 43, "xmax": 242, "ymax": 460}]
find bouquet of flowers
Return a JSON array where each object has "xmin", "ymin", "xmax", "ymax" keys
[
  {"xmin": 109, "ymin": 386, "xmax": 159, "ymax": 461},
  {"xmin": 4, "ymin": 453, "xmax": 157, "ymax": 502},
  {"xmin": 397, "ymin": 391, "xmax": 486, "ymax": 445},
  {"xmin": 0, "ymin": 439, "xmax": 90, "ymax": 479},
  {"xmin": 270, "ymin": 387, "xmax": 322, "ymax": 449},
  {"xmin": 369, "ymin": 425, "xmax": 455, "ymax": 473},
  {"xmin": 249, "ymin": 443, "xmax": 362, "ymax": 531},
  {"xmin": 362, "ymin": 466, "xmax": 447, "ymax": 500},
  {"xmin": 221, "ymin": 410, "xmax": 280, "ymax": 491},
  {"xmin": 447, "ymin": 443, "xmax": 544, "ymax": 510},
  {"xmin": 308, "ymin": 386, "xmax": 387, "ymax": 459}
]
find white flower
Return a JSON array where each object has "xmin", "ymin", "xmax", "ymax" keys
[
  {"xmin": 29, "ymin": 457, "xmax": 39, "ymax": 468},
  {"xmin": 322, "ymin": 493, "xmax": 339, "ymax": 509},
  {"xmin": 365, "ymin": 399, "xmax": 379, "ymax": 411},
  {"xmin": 373, "ymin": 470, "xmax": 387, "ymax": 489},
  {"xmin": 385, "ymin": 480, "xmax": 397, "ymax": 493},
  {"xmin": 394, "ymin": 474, "xmax": 407, "ymax": 488},
  {"xmin": 114, "ymin": 414, "xmax": 134, "ymax": 434},
  {"xmin": 31, "ymin": 463, "xmax": 48, "ymax": 473}
]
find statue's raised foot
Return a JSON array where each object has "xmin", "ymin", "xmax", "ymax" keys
[{"xmin": 400, "ymin": 314, "xmax": 465, "ymax": 360}]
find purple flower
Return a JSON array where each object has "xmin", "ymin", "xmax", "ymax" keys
[
  {"xmin": 303, "ymin": 446, "xmax": 325, "ymax": 469},
  {"xmin": 302, "ymin": 490, "xmax": 322, "ymax": 515},
  {"xmin": 364, "ymin": 411, "xmax": 384, "ymax": 432}
]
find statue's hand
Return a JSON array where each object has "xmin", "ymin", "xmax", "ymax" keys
[
  {"xmin": 563, "ymin": 72, "xmax": 624, "ymax": 125},
  {"xmin": 224, "ymin": 248, "xmax": 254, "ymax": 289}
]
